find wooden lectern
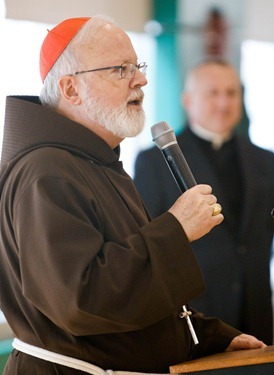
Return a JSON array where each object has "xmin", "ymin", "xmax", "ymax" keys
[{"xmin": 169, "ymin": 345, "xmax": 274, "ymax": 374}]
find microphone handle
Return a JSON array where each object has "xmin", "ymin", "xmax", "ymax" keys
[
  {"xmin": 162, "ymin": 145, "xmax": 197, "ymax": 192},
  {"xmin": 162, "ymin": 144, "xmax": 199, "ymax": 345}
]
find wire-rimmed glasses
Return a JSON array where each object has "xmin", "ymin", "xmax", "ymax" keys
[{"xmin": 68, "ymin": 62, "xmax": 147, "ymax": 79}]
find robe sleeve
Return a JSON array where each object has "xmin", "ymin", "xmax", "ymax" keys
[{"xmin": 190, "ymin": 309, "xmax": 242, "ymax": 358}]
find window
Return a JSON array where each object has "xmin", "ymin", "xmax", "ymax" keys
[
  {"xmin": 0, "ymin": 17, "xmax": 47, "ymax": 149},
  {"xmin": 241, "ymin": 40, "xmax": 274, "ymax": 153}
]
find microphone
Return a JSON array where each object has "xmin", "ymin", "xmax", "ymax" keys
[
  {"xmin": 151, "ymin": 121, "xmax": 197, "ymax": 193},
  {"xmin": 151, "ymin": 121, "xmax": 199, "ymax": 345}
]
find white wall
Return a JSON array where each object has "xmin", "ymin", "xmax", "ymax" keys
[
  {"xmin": 243, "ymin": 0, "xmax": 274, "ymax": 42},
  {"xmin": 5, "ymin": 0, "xmax": 152, "ymax": 32}
]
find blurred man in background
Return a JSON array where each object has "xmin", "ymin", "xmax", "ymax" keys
[{"xmin": 134, "ymin": 59, "xmax": 274, "ymax": 344}]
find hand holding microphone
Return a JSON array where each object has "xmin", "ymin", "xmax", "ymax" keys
[
  {"xmin": 168, "ymin": 184, "xmax": 223, "ymax": 242},
  {"xmin": 151, "ymin": 121, "xmax": 223, "ymax": 242}
]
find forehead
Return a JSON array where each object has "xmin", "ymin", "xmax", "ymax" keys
[
  {"xmin": 195, "ymin": 64, "xmax": 240, "ymax": 89},
  {"xmin": 80, "ymin": 23, "xmax": 137, "ymax": 65}
]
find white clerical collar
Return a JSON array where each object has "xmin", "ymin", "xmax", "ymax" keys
[{"xmin": 189, "ymin": 122, "xmax": 232, "ymax": 150}]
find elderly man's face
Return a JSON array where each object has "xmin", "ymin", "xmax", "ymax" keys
[
  {"xmin": 76, "ymin": 23, "xmax": 147, "ymax": 139},
  {"xmin": 184, "ymin": 64, "xmax": 242, "ymax": 136}
]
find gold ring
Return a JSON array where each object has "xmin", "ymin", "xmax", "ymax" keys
[{"xmin": 212, "ymin": 203, "xmax": 222, "ymax": 216}]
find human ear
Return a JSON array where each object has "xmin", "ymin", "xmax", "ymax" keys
[{"xmin": 58, "ymin": 76, "xmax": 81, "ymax": 105}]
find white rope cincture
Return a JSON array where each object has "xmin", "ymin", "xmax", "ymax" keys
[
  {"xmin": 12, "ymin": 338, "xmax": 105, "ymax": 375},
  {"xmin": 12, "ymin": 338, "xmax": 166, "ymax": 375},
  {"xmin": 179, "ymin": 305, "xmax": 199, "ymax": 345}
]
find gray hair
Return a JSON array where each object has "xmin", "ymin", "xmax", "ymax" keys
[{"xmin": 39, "ymin": 15, "xmax": 115, "ymax": 109}]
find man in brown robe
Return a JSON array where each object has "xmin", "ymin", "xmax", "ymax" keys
[{"xmin": 0, "ymin": 16, "xmax": 265, "ymax": 375}]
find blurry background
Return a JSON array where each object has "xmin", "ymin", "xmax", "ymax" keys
[{"xmin": 0, "ymin": 0, "xmax": 273, "ymax": 371}]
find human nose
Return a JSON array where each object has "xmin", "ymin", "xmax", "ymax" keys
[
  {"xmin": 215, "ymin": 93, "xmax": 231, "ymax": 108},
  {"xmin": 129, "ymin": 68, "xmax": 148, "ymax": 88}
]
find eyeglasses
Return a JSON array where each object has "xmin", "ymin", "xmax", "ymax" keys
[{"xmin": 69, "ymin": 62, "xmax": 147, "ymax": 79}]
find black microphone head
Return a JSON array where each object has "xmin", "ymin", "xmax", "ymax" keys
[{"xmin": 151, "ymin": 121, "xmax": 177, "ymax": 150}]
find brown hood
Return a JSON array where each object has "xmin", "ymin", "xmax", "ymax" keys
[{"xmin": 0, "ymin": 95, "xmax": 121, "ymax": 194}]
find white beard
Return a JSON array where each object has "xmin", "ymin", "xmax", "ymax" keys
[{"xmin": 81, "ymin": 83, "xmax": 145, "ymax": 138}]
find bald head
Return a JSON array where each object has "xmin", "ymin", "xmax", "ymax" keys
[{"xmin": 183, "ymin": 60, "xmax": 242, "ymax": 137}]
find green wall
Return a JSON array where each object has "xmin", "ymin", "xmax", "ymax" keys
[
  {"xmin": 0, "ymin": 339, "xmax": 12, "ymax": 373},
  {"xmin": 152, "ymin": 0, "xmax": 183, "ymax": 133}
]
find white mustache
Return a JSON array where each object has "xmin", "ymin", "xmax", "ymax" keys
[{"xmin": 127, "ymin": 89, "xmax": 144, "ymax": 103}]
